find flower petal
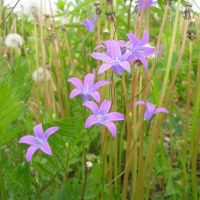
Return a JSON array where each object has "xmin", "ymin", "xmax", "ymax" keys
[
  {"xmin": 134, "ymin": 101, "xmax": 146, "ymax": 106},
  {"xmin": 70, "ymin": 89, "xmax": 81, "ymax": 99},
  {"xmin": 106, "ymin": 40, "xmax": 121, "ymax": 58},
  {"xmin": 135, "ymin": 53, "xmax": 148, "ymax": 70},
  {"xmin": 98, "ymin": 63, "xmax": 112, "ymax": 74},
  {"xmin": 84, "ymin": 73, "xmax": 94, "ymax": 88},
  {"xmin": 26, "ymin": 146, "xmax": 39, "ymax": 162},
  {"xmin": 45, "ymin": 127, "xmax": 59, "ymax": 138},
  {"xmin": 144, "ymin": 110, "xmax": 154, "ymax": 120},
  {"xmin": 146, "ymin": 102, "xmax": 156, "ymax": 112},
  {"xmin": 140, "ymin": 30, "xmax": 149, "ymax": 45},
  {"xmin": 68, "ymin": 78, "xmax": 83, "ymax": 90},
  {"xmin": 85, "ymin": 115, "xmax": 99, "ymax": 128},
  {"xmin": 100, "ymin": 100, "xmax": 112, "ymax": 114},
  {"xmin": 91, "ymin": 53, "xmax": 112, "ymax": 62},
  {"xmin": 93, "ymin": 80, "xmax": 110, "ymax": 91},
  {"xmin": 40, "ymin": 142, "xmax": 52, "ymax": 155},
  {"xmin": 90, "ymin": 91, "xmax": 100, "ymax": 102},
  {"xmin": 119, "ymin": 61, "xmax": 131, "ymax": 73},
  {"xmin": 19, "ymin": 135, "xmax": 37, "ymax": 145},
  {"xmin": 33, "ymin": 124, "xmax": 45, "ymax": 138},
  {"xmin": 83, "ymin": 101, "xmax": 99, "ymax": 114},
  {"xmin": 127, "ymin": 33, "xmax": 139, "ymax": 46},
  {"xmin": 106, "ymin": 112, "xmax": 124, "ymax": 121},
  {"xmin": 101, "ymin": 121, "xmax": 116, "ymax": 137},
  {"xmin": 154, "ymin": 108, "xmax": 168, "ymax": 114}
]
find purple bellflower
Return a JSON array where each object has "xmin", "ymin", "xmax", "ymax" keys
[
  {"xmin": 19, "ymin": 124, "xmax": 59, "ymax": 162},
  {"xmin": 134, "ymin": 101, "xmax": 168, "ymax": 120},
  {"xmin": 126, "ymin": 30, "xmax": 155, "ymax": 70},
  {"xmin": 91, "ymin": 40, "xmax": 131, "ymax": 75},
  {"xmin": 81, "ymin": 16, "xmax": 96, "ymax": 32},
  {"xmin": 83, "ymin": 100, "xmax": 124, "ymax": 137},
  {"xmin": 138, "ymin": 0, "xmax": 155, "ymax": 12},
  {"xmin": 68, "ymin": 73, "xmax": 110, "ymax": 102}
]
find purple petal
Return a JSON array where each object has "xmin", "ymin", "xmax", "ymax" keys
[
  {"xmin": 100, "ymin": 100, "xmax": 111, "ymax": 114},
  {"xmin": 135, "ymin": 53, "xmax": 148, "ymax": 70},
  {"xmin": 98, "ymin": 63, "xmax": 112, "ymax": 74},
  {"xmin": 68, "ymin": 78, "xmax": 83, "ymax": 90},
  {"xmin": 144, "ymin": 110, "xmax": 154, "ymax": 120},
  {"xmin": 85, "ymin": 115, "xmax": 99, "ymax": 128},
  {"xmin": 101, "ymin": 121, "xmax": 116, "ymax": 137},
  {"xmin": 84, "ymin": 73, "xmax": 94, "ymax": 88},
  {"xmin": 70, "ymin": 89, "xmax": 81, "ymax": 99},
  {"xmin": 140, "ymin": 30, "xmax": 149, "ymax": 45},
  {"xmin": 45, "ymin": 127, "xmax": 59, "ymax": 138},
  {"xmin": 154, "ymin": 108, "xmax": 168, "ymax": 114},
  {"xmin": 19, "ymin": 135, "xmax": 37, "ymax": 145},
  {"xmin": 26, "ymin": 146, "xmax": 38, "ymax": 162},
  {"xmin": 90, "ymin": 91, "xmax": 100, "ymax": 102},
  {"xmin": 146, "ymin": 102, "xmax": 156, "ymax": 112},
  {"xmin": 93, "ymin": 80, "xmax": 110, "ymax": 91},
  {"xmin": 106, "ymin": 40, "xmax": 121, "ymax": 58},
  {"xmin": 134, "ymin": 101, "xmax": 146, "ymax": 106},
  {"xmin": 127, "ymin": 33, "xmax": 140, "ymax": 46},
  {"xmin": 106, "ymin": 112, "xmax": 124, "ymax": 122},
  {"xmin": 40, "ymin": 142, "xmax": 52, "ymax": 155},
  {"xmin": 81, "ymin": 17, "xmax": 96, "ymax": 32},
  {"xmin": 91, "ymin": 53, "xmax": 112, "ymax": 63},
  {"xmin": 119, "ymin": 61, "xmax": 131, "ymax": 73},
  {"xmin": 33, "ymin": 124, "xmax": 45, "ymax": 138},
  {"xmin": 143, "ymin": 46, "xmax": 155, "ymax": 56},
  {"xmin": 83, "ymin": 101, "xmax": 99, "ymax": 114}
]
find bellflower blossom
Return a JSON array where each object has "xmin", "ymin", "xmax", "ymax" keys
[
  {"xmin": 68, "ymin": 73, "xmax": 110, "ymax": 102},
  {"xmin": 91, "ymin": 40, "xmax": 131, "ymax": 75},
  {"xmin": 19, "ymin": 124, "xmax": 59, "ymax": 162},
  {"xmin": 138, "ymin": 0, "xmax": 155, "ymax": 12},
  {"xmin": 83, "ymin": 100, "xmax": 124, "ymax": 137},
  {"xmin": 126, "ymin": 30, "xmax": 155, "ymax": 70},
  {"xmin": 81, "ymin": 16, "xmax": 96, "ymax": 32},
  {"xmin": 134, "ymin": 101, "xmax": 168, "ymax": 120}
]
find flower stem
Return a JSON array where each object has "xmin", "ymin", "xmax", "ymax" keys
[{"xmin": 0, "ymin": 158, "xmax": 7, "ymax": 200}]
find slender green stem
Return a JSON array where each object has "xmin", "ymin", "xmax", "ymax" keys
[{"xmin": 0, "ymin": 159, "xmax": 7, "ymax": 200}]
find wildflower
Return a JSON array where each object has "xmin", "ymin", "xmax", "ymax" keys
[
  {"xmin": 91, "ymin": 40, "xmax": 131, "ymax": 75},
  {"xmin": 32, "ymin": 67, "xmax": 51, "ymax": 82},
  {"xmin": 81, "ymin": 16, "xmax": 96, "ymax": 32},
  {"xmin": 4, "ymin": 33, "xmax": 24, "ymax": 49},
  {"xmin": 19, "ymin": 124, "xmax": 59, "ymax": 162},
  {"xmin": 83, "ymin": 100, "xmax": 124, "ymax": 137},
  {"xmin": 126, "ymin": 30, "xmax": 155, "ymax": 70},
  {"xmin": 68, "ymin": 73, "xmax": 110, "ymax": 102},
  {"xmin": 134, "ymin": 101, "xmax": 168, "ymax": 120},
  {"xmin": 86, "ymin": 161, "xmax": 93, "ymax": 169},
  {"xmin": 138, "ymin": 0, "xmax": 155, "ymax": 12}
]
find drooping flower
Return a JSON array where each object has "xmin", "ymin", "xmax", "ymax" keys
[
  {"xmin": 134, "ymin": 101, "xmax": 168, "ymax": 120},
  {"xmin": 137, "ymin": 0, "xmax": 155, "ymax": 12},
  {"xmin": 83, "ymin": 100, "xmax": 124, "ymax": 136},
  {"xmin": 91, "ymin": 40, "xmax": 131, "ymax": 75},
  {"xmin": 4, "ymin": 33, "xmax": 24, "ymax": 49},
  {"xmin": 68, "ymin": 73, "xmax": 110, "ymax": 102},
  {"xmin": 32, "ymin": 67, "xmax": 51, "ymax": 82},
  {"xmin": 126, "ymin": 30, "xmax": 155, "ymax": 70},
  {"xmin": 19, "ymin": 124, "xmax": 59, "ymax": 162},
  {"xmin": 81, "ymin": 16, "xmax": 96, "ymax": 32}
]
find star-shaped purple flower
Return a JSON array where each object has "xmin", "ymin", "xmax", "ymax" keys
[
  {"xmin": 138, "ymin": 0, "xmax": 155, "ymax": 11},
  {"xmin": 126, "ymin": 30, "xmax": 155, "ymax": 70},
  {"xmin": 19, "ymin": 124, "xmax": 59, "ymax": 162},
  {"xmin": 81, "ymin": 16, "xmax": 96, "ymax": 32},
  {"xmin": 68, "ymin": 73, "xmax": 110, "ymax": 102},
  {"xmin": 91, "ymin": 40, "xmax": 131, "ymax": 75},
  {"xmin": 134, "ymin": 101, "xmax": 168, "ymax": 120},
  {"xmin": 83, "ymin": 100, "xmax": 124, "ymax": 137}
]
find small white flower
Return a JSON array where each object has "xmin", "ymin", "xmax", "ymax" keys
[
  {"xmin": 32, "ymin": 67, "xmax": 51, "ymax": 82},
  {"xmin": 4, "ymin": 33, "xmax": 24, "ymax": 48},
  {"xmin": 86, "ymin": 161, "xmax": 93, "ymax": 169}
]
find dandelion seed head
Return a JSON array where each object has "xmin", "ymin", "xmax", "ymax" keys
[{"xmin": 4, "ymin": 33, "xmax": 24, "ymax": 49}]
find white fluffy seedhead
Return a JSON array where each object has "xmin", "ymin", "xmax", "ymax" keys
[
  {"xmin": 4, "ymin": 33, "xmax": 24, "ymax": 49},
  {"xmin": 32, "ymin": 67, "xmax": 51, "ymax": 82}
]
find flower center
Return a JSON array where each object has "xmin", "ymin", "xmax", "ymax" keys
[{"xmin": 96, "ymin": 114, "xmax": 104, "ymax": 121}]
